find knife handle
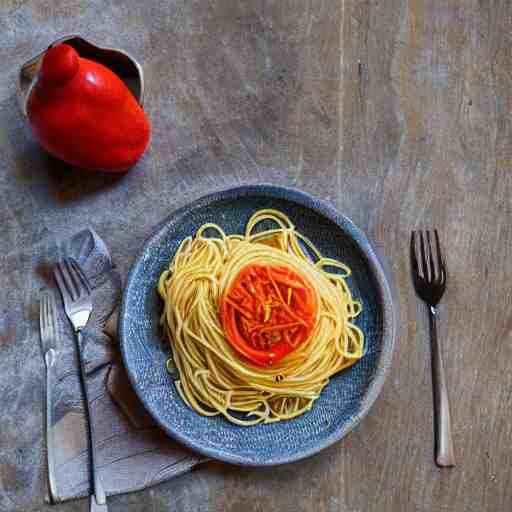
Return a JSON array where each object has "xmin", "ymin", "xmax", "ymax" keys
[{"xmin": 44, "ymin": 349, "xmax": 58, "ymax": 502}]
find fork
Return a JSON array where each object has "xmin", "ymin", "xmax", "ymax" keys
[
  {"xmin": 54, "ymin": 258, "xmax": 108, "ymax": 511},
  {"xmin": 410, "ymin": 230, "xmax": 456, "ymax": 467},
  {"xmin": 39, "ymin": 290, "xmax": 59, "ymax": 502}
]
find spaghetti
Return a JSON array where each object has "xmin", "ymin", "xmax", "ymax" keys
[{"xmin": 158, "ymin": 209, "xmax": 364, "ymax": 425}]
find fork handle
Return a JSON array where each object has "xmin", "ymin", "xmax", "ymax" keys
[
  {"xmin": 44, "ymin": 349, "xmax": 58, "ymax": 502},
  {"xmin": 75, "ymin": 331, "xmax": 108, "ymax": 508},
  {"xmin": 429, "ymin": 306, "xmax": 456, "ymax": 467}
]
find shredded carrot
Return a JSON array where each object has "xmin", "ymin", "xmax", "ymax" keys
[
  {"xmin": 221, "ymin": 264, "xmax": 317, "ymax": 366},
  {"xmin": 225, "ymin": 297, "xmax": 253, "ymax": 320},
  {"xmin": 270, "ymin": 272, "xmax": 305, "ymax": 289},
  {"xmin": 259, "ymin": 321, "xmax": 302, "ymax": 333},
  {"xmin": 265, "ymin": 267, "xmax": 308, "ymax": 327}
]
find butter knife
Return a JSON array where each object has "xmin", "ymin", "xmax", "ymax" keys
[{"xmin": 39, "ymin": 290, "xmax": 59, "ymax": 502}]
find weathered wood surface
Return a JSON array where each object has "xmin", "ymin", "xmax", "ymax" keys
[{"xmin": 1, "ymin": 1, "xmax": 511, "ymax": 511}]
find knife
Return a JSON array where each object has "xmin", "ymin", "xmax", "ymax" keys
[{"xmin": 39, "ymin": 290, "xmax": 59, "ymax": 502}]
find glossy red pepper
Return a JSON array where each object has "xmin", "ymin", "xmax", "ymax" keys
[{"xmin": 27, "ymin": 44, "xmax": 151, "ymax": 172}]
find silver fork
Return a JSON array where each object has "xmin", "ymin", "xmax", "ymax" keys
[
  {"xmin": 54, "ymin": 258, "xmax": 108, "ymax": 512},
  {"xmin": 39, "ymin": 290, "xmax": 59, "ymax": 502}
]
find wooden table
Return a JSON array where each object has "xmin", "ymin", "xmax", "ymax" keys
[{"xmin": 1, "ymin": 1, "xmax": 511, "ymax": 511}]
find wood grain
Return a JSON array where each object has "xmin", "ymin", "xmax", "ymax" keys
[{"xmin": 1, "ymin": 0, "xmax": 511, "ymax": 511}]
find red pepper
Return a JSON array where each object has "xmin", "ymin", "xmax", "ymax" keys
[
  {"xmin": 220, "ymin": 264, "xmax": 318, "ymax": 367},
  {"xmin": 27, "ymin": 44, "xmax": 151, "ymax": 172}
]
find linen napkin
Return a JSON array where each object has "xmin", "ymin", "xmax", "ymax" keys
[{"xmin": 43, "ymin": 228, "xmax": 205, "ymax": 503}]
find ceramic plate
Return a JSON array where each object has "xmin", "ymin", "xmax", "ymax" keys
[{"xmin": 120, "ymin": 185, "xmax": 396, "ymax": 465}]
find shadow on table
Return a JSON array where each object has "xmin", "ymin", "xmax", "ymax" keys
[
  {"xmin": 29, "ymin": 146, "xmax": 127, "ymax": 202},
  {"xmin": 49, "ymin": 158, "xmax": 127, "ymax": 202}
]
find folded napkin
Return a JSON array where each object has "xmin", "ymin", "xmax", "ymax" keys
[{"xmin": 43, "ymin": 229, "xmax": 205, "ymax": 503}]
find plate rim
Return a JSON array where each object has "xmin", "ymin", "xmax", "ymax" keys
[{"xmin": 119, "ymin": 184, "xmax": 397, "ymax": 466}]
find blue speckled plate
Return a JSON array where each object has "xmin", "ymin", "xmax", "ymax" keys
[{"xmin": 119, "ymin": 185, "xmax": 396, "ymax": 465}]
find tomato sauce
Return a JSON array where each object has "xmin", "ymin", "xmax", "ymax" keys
[{"xmin": 220, "ymin": 264, "xmax": 318, "ymax": 366}]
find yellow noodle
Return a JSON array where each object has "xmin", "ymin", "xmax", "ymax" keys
[{"xmin": 158, "ymin": 209, "xmax": 364, "ymax": 425}]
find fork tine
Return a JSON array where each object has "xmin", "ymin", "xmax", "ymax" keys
[
  {"xmin": 54, "ymin": 262, "xmax": 65, "ymax": 299},
  {"xmin": 54, "ymin": 261, "xmax": 74, "ymax": 301},
  {"xmin": 419, "ymin": 231, "xmax": 429, "ymax": 281},
  {"xmin": 63, "ymin": 259, "xmax": 82, "ymax": 299},
  {"xmin": 70, "ymin": 258, "xmax": 91, "ymax": 293},
  {"xmin": 48, "ymin": 292, "xmax": 57, "ymax": 334},
  {"xmin": 41, "ymin": 291, "xmax": 56, "ymax": 344},
  {"xmin": 45, "ymin": 294, "xmax": 51, "ymax": 335},
  {"xmin": 434, "ymin": 229, "xmax": 445, "ymax": 284},
  {"xmin": 426, "ymin": 231, "xmax": 436, "ymax": 282},
  {"xmin": 411, "ymin": 229, "xmax": 446, "ymax": 307},
  {"xmin": 54, "ymin": 257, "xmax": 92, "ymax": 333},
  {"xmin": 39, "ymin": 292, "xmax": 45, "ymax": 328},
  {"xmin": 410, "ymin": 231, "xmax": 419, "ymax": 276},
  {"xmin": 40, "ymin": 292, "xmax": 48, "ymax": 336}
]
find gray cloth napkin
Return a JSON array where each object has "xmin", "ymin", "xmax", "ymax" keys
[{"xmin": 45, "ymin": 229, "xmax": 205, "ymax": 503}]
